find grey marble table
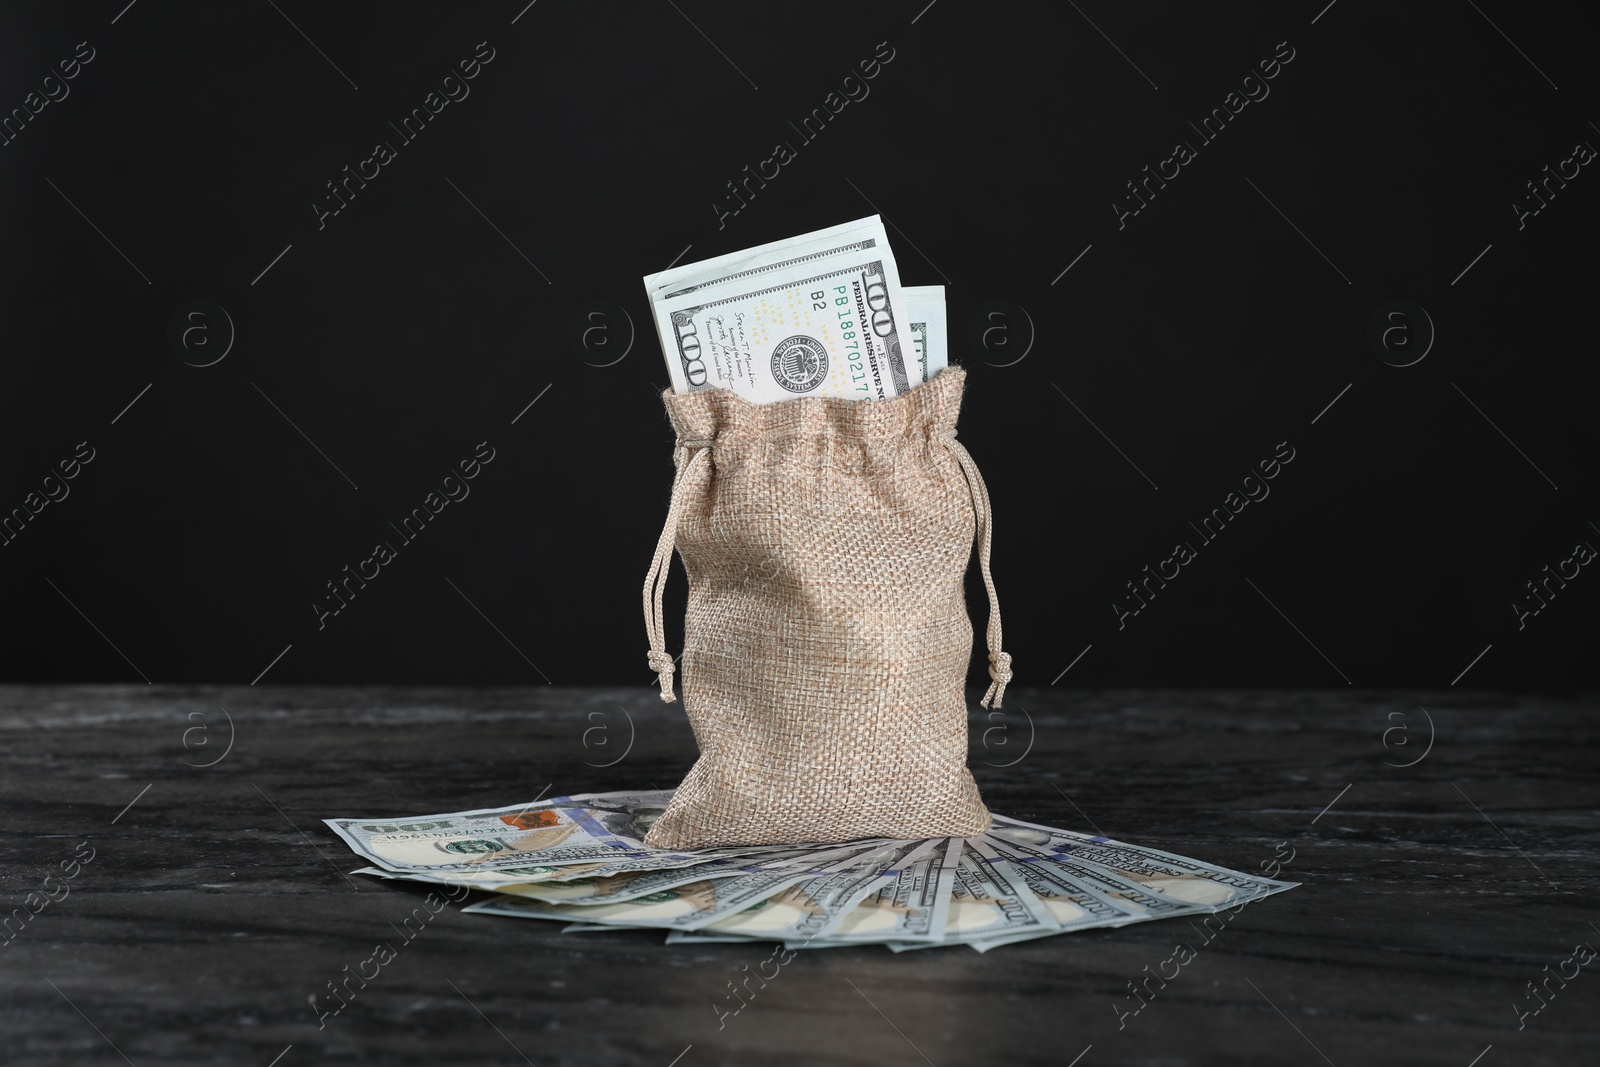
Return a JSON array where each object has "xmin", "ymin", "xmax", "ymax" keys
[{"xmin": 1, "ymin": 685, "xmax": 1595, "ymax": 1066}]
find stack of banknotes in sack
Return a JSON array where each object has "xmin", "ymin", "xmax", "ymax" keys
[
  {"xmin": 327, "ymin": 791, "xmax": 1298, "ymax": 952},
  {"xmin": 643, "ymin": 215, "xmax": 947, "ymax": 403}
]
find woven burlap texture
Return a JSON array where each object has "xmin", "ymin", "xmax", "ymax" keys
[{"xmin": 640, "ymin": 366, "xmax": 1003, "ymax": 848}]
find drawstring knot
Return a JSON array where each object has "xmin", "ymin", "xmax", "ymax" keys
[
  {"xmin": 983, "ymin": 650, "xmax": 1013, "ymax": 709},
  {"xmin": 646, "ymin": 650, "xmax": 677, "ymax": 702}
]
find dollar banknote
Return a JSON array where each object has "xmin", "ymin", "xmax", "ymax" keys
[
  {"xmin": 689, "ymin": 839, "xmax": 933, "ymax": 944},
  {"xmin": 883, "ymin": 838, "xmax": 1057, "ymax": 951},
  {"xmin": 984, "ymin": 837, "xmax": 1217, "ymax": 921},
  {"xmin": 495, "ymin": 859, "xmax": 754, "ymax": 905},
  {"xmin": 903, "ymin": 285, "xmax": 947, "ymax": 383},
  {"xmin": 969, "ymin": 835, "xmax": 1135, "ymax": 928},
  {"xmin": 485, "ymin": 841, "xmax": 904, "ymax": 907},
  {"xmin": 662, "ymin": 929, "xmax": 772, "ymax": 944},
  {"xmin": 646, "ymin": 215, "xmax": 892, "ymax": 302},
  {"xmin": 325, "ymin": 791, "xmax": 780, "ymax": 876},
  {"xmin": 987, "ymin": 815, "xmax": 1299, "ymax": 908},
  {"xmin": 926, "ymin": 837, "xmax": 1148, "ymax": 952},
  {"xmin": 349, "ymin": 864, "xmax": 614, "ymax": 890},
  {"xmin": 644, "ymin": 216, "xmax": 916, "ymax": 403},
  {"xmin": 785, "ymin": 835, "xmax": 959, "ymax": 948},
  {"xmin": 328, "ymin": 791, "xmax": 1300, "ymax": 952},
  {"xmin": 488, "ymin": 840, "xmax": 836, "ymax": 885},
  {"xmin": 461, "ymin": 843, "xmax": 885, "ymax": 932},
  {"xmin": 965, "ymin": 840, "xmax": 1142, "ymax": 932}
]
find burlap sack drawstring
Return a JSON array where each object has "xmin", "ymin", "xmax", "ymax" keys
[
  {"xmin": 939, "ymin": 429, "xmax": 1013, "ymax": 708},
  {"xmin": 642, "ymin": 438, "xmax": 712, "ymax": 702}
]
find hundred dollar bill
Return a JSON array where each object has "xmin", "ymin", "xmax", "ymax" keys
[
  {"xmin": 903, "ymin": 285, "xmax": 947, "ymax": 382},
  {"xmin": 644, "ymin": 830, "xmax": 1161, "ymax": 952},
  {"xmin": 787, "ymin": 835, "xmax": 958, "ymax": 947},
  {"xmin": 352, "ymin": 860, "xmax": 751, "ymax": 906},
  {"xmin": 882, "ymin": 839, "xmax": 1056, "ymax": 951},
  {"xmin": 499, "ymin": 860, "xmax": 753, "ymax": 906},
  {"xmin": 988, "ymin": 815, "xmax": 1298, "ymax": 908},
  {"xmin": 984, "ymin": 836, "xmax": 1214, "ymax": 921},
  {"xmin": 646, "ymin": 215, "xmax": 893, "ymax": 301},
  {"xmin": 966, "ymin": 840, "xmax": 1142, "ymax": 932},
  {"xmin": 325, "ymin": 791, "xmax": 762, "ymax": 876},
  {"xmin": 914, "ymin": 837, "xmax": 1149, "ymax": 952},
  {"xmin": 492, "ymin": 837, "xmax": 860, "ymax": 885},
  {"xmin": 653, "ymin": 260, "xmax": 910, "ymax": 401},
  {"xmin": 644, "ymin": 216, "xmax": 914, "ymax": 402},
  {"xmin": 461, "ymin": 843, "xmax": 884, "ymax": 932},
  {"xmin": 349, "ymin": 864, "xmax": 614, "ymax": 890},
  {"xmin": 662, "ymin": 929, "xmax": 767, "ymax": 944},
  {"xmin": 491, "ymin": 843, "xmax": 904, "ymax": 907},
  {"xmin": 691, "ymin": 839, "xmax": 933, "ymax": 944}
]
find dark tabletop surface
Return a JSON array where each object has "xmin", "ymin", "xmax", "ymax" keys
[{"xmin": 1, "ymin": 684, "xmax": 1596, "ymax": 1067}]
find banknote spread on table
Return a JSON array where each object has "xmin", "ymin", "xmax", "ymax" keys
[
  {"xmin": 643, "ymin": 215, "xmax": 947, "ymax": 404},
  {"xmin": 326, "ymin": 791, "xmax": 1298, "ymax": 952}
]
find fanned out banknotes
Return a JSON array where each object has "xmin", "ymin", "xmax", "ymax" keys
[
  {"xmin": 643, "ymin": 216, "xmax": 948, "ymax": 404},
  {"xmin": 326, "ymin": 791, "xmax": 1298, "ymax": 952}
]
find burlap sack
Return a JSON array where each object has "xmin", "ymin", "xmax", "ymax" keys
[{"xmin": 639, "ymin": 366, "xmax": 1012, "ymax": 848}]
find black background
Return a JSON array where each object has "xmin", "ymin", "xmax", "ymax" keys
[{"xmin": 2, "ymin": 0, "xmax": 1594, "ymax": 689}]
